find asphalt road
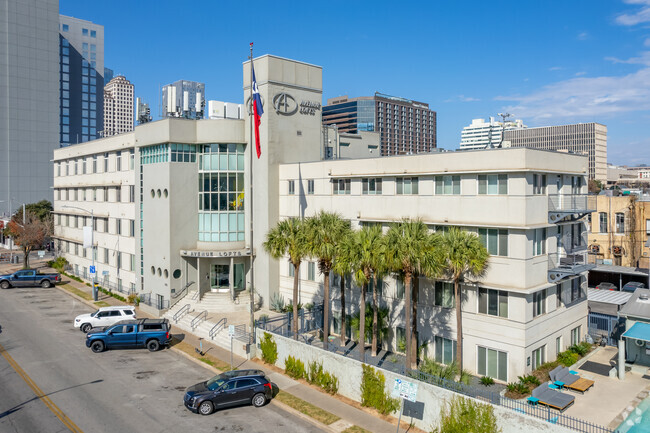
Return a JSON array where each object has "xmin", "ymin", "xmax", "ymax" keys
[{"xmin": 0, "ymin": 287, "xmax": 323, "ymax": 433}]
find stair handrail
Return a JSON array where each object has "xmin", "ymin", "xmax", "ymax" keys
[
  {"xmin": 190, "ymin": 310, "xmax": 208, "ymax": 330},
  {"xmin": 209, "ymin": 317, "xmax": 227, "ymax": 339},
  {"xmin": 169, "ymin": 281, "xmax": 196, "ymax": 308},
  {"xmin": 172, "ymin": 304, "xmax": 191, "ymax": 323},
  {"xmin": 191, "ymin": 290, "xmax": 200, "ymax": 301}
]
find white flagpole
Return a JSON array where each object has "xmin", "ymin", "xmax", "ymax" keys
[{"xmin": 248, "ymin": 43, "xmax": 256, "ymax": 348}]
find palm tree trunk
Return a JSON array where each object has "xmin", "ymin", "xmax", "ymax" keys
[
  {"xmin": 371, "ymin": 278, "xmax": 378, "ymax": 357},
  {"xmin": 292, "ymin": 262, "xmax": 300, "ymax": 340},
  {"xmin": 410, "ymin": 275, "xmax": 419, "ymax": 369},
  {"xmin": 404, "ymin": 272, "xmax": 412, "ymax": 371},
  {"xmin": 23, "ymin": 246, "xmax": 29, "ymax": 269},
  {"xmin": 323, "ymin": 269, "xmax": 330, "ymax": 347},
  {"xmin": 454, "ymin": 278, "xmax": 463, "ymax": 370},
  {"xmin": 359, "ymin": 281, "xmax": 367, "ymax": 362},
  {"xmin": 340, "ymin": 274, "xmax": 346, "ymax": 347}
]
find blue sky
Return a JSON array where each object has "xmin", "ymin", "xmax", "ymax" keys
[{"xmin": 61, "ymin": 0, "xmax": 650, "ymax": 165}]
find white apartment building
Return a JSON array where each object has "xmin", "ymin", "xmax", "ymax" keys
[
  {"xmin": 103, "ymin": 76, "xmax": 134, "ymax": 137},
  {"xmin": 459, "ymin": 117, "xmax": 526, "ymax": 150},
  {"xmin": 52, "ymin": 55, "xmax": 591, "ymax": 381}
]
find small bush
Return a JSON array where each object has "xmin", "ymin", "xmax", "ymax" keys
[
  {"xmin": 569, "ymin": 342, "xmax": 592, "ymax": 357},
  {"xmin": 397, "ymin": 337, "xmax": 406, "ymax": 353},
  {"xmin": 127, "ymin": 293, "xmax": 140, "ymax": 306},
  {"xmin": 432, "ymin": 395, "xmax": 501, "ymax": 433},
  {"xmin": 307, "ymin": 361, "xmax": 339, "ymax": 394},
  {"xmin": 47, "ymin": 257, "xmax": 68, "ymax": 272},
  {"xmin": 557, "ymin": 351, "xmax": 579, "ymax": 367},
  {"xmin": 259, "ymin": 314, "xmax": 269, "ymax": 322},
  {"xmin": 506, "ymin": 381, "xmax": 529, "ymax": 395},
  {"xmin": 260, "ymin": 332, "xmax": 278, "ymax": 364},
  {"xmin": 480, "ymin": 376, "xmax": 494, "ymax": 386},
  {"xmin": 284, "ymin": 302, "xmax": 303, "ymax": 314},
  {"xmin": 270, "ymin": 293, "xmax": 285, "ymax": 312},
  {"xmin": 304, "ymin": 303, "xmax": 314, "ymax": 312},
  {"xmin": 360, "ymin": 364, "xmax": 400, "ymax": 415},
  {"xmin": 518, "ymin": 375, "xmax": 540, "ymax": 386},
  {"xmin": 285, "ymin": 355, "xmax": 306, "ymax": 379}
]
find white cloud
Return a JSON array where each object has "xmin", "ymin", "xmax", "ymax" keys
[
  {"xmin": 549, "ymin": 66, "xmax": 563, "ymax": 71},
  {"xmin": 497, "ymin": 67, "xmax": 650, "ymax": 121},
  {"xmin": 577, "ymin": 32, "xmax": 589, "ymax": 40},
  {"xmin": 605, "ymin": 51, "xmax": 650, "ymax": 65},
  {"xmin": 575, "ymin": 71, "xmax": 587, "ymax": 76},
  {"xmin": 445, "ymin": 95, "xmax": 480, "ymax": 103},
  {"xmin": 616, "ymin": 0, "xmax": 650, "ymax": 26},
  {"xmin": 644, "ymin": 38, "xmax": 650, "ymax": 47}
]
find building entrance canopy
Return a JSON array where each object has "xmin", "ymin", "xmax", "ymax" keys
[{"xmin": 622, "ymin": 322, "xmax": 650, "ymax": 343}]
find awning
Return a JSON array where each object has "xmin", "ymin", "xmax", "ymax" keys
[{"xmin": 622, "ymin": 322, "xmax": 650, "ymax": 342}]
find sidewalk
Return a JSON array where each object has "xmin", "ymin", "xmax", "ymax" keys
[{"xmin": 48, "ymin": 270, "xmax": 405, "ymax": 433}]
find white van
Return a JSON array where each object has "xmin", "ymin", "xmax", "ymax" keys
[{"xmin": 73, "ymin": 306, "xmax": 136, "ymax": 333}]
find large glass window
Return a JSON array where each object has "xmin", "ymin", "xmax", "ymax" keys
[
  {"xmin": 533, "ymin": 228, "xmax": 546, "ymax": 256},
  {"xmin": 599, "ymin": 213, "xmax": 608, "ymax": 233},
  {"xmin": 434, "ymin": 336, "xmax": 457, "ymax": 365},
  {"xmin": 434, "ymin": 281, "xmax": 454, "ymax": 308},
  {"xmin": 435, "ymin": 175, "xmax": 460, "ymax": 195},
  {"xmin": 532, "ymin": 345, "xmax": 546, "ymax": 369},
  {"xmin": 615, "ymin": 213, "xmax": 625, "ymax": 234},
  {"xmin": 478, "ymin": 288, "xmax": 508, "ymax": 318},
  {"xmin": 478, "ymin": 174, "xmax": 508, "ymax": 195},
  {"xmin": 362, "ymin": 178, "xmax": 382, "ymax": 195},
  {"xmin": 332, "ymin": 179, "xmax": 351, "ymax": 195},
  {"xmin": 198, "ymin": 143, "xmax": 246, "ymax": 242},
  {"xmin": 533, "ymin": 174, "xmax": 547, "ymax": 194},
  {"xmin": 533, "ymin": 289, "xmax": 546, "ymax": 318},
  {"xmin": 477, "ymin": 346, "xmax": 507, "ymax": 381},
  {"xmin": 396, "ymin": 177, "xmax": 419, "ymax": 195},
  {"xmin": 478, "ymin": 228, "xmax": 508, "ymax": 256}
]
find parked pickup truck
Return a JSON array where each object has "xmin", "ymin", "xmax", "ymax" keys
[
  {"xmin": 0, "ymin": 269, "xmax": 61, "ymax": 289},
  {"xmin": 86, "ymin": 318, "xmax": 171, "ymax": 353}
]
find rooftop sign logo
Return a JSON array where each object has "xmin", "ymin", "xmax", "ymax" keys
[{"xmin": 272, "ymin": 93, "xmax": 298, "ymax": 116}]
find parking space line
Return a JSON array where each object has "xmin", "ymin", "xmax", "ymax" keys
[{"xmin": 0, "ymin": 342, "xmax": 84, "ymax": 433}]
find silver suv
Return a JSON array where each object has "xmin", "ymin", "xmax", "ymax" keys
[{"xmin": 74, "ymin": 306, "xmax": 136, "ymax": 333}]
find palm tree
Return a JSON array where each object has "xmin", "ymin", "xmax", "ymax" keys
[
  {"xmin": 263, "ymin": 218, "xmax": 308, "ymax": 340},
  {"xmin": 439, "ymin": 227, "xmax": 489, "ymax": 370},
  {"xmin": 386, "ymin": 219, "xmax": 439, "ymax": 369},
  {"xmin": 350, "ymin": 304, "xmax": 390, "ymax": 345},
  {"xmin": 339, "ymin": 224, "xmax": 385, "ymax": 361},
  {"xmin": 304, "ymin": 211, "xmax": 349, "ymax": 346},
  {"xmin": 332, "ymin": 227, "xmax": 354, "ymax": 347}
]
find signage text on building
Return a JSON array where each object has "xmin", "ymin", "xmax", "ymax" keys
[{"xmin": 180, "ymin": 249, "xmax": 251, "ymax": 258}]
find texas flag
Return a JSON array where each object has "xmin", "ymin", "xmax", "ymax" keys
[{"xmin": 252, "ymin": 65, "xmax": 264, "ymax": 158}]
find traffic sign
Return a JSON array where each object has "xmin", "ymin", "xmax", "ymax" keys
[
  {"xmin": 228, "ymin": 325, "xmax": 235, "ymax": 337},
  {"xmin": 391, "ymin": 378, "xmax": 418, "ymax": 402},
  {"xmin": 89, "ymin": 265, "xmax": 96, "ymax": 275},
  {"xmin": 38, "ymin": 251, "xmax": 45, "ymax": 258}
]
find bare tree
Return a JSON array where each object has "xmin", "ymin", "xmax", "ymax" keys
[{"xmin": 5, "ymin": 210, "xmax": 52, "ymax": 269}]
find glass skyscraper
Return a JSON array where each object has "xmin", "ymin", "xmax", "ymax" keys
[{"xmin": 59, "ymin": 15, "xmax": 105, "ymax": 146}]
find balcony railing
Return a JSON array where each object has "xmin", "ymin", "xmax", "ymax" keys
[
  {"xmin": 548, "ymin": 250, "xmax": 595, "ymax": 282},
  {"xmin": 548, "ymin": 194, "xmax": 595, "ymax": 224}
]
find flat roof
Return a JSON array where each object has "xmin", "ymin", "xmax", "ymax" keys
[
  {"xmin": 619, "ymin": 288, "xmax": 650, "ymax": 320},
  {"xmin": 591, "ymin": 265, "xmax": 649, "ymax": 277},
  {"xmin": 588, "ymin": 288, "xmax": 632, "ymax": 305}
]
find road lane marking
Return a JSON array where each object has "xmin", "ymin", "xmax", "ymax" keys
[{"xmin": 0, "ymin": 342, "xmax": 84, "ymax": 433}]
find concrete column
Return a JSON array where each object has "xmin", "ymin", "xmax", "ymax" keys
[
  {"xmin": 618, "ymin": 338, "xmax": 626, "ymax": 380},
  {"xmin": 197, "ymin": 259, "xmax": 202, "ymax": 301},
  {"xmin": 229, "ymin": 257, "xmax": 234, "ymax": 300}
]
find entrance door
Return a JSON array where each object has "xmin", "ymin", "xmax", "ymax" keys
[{"xmin": 211, "ymin": 264, "xmax": 229, "ymax": 291}]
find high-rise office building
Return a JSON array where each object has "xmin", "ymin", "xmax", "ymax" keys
[
  {"xmin": 0, "ymin": 0, "xmax": 59, "ymax": 217},
  {"xmin": 503, "ymin": 123, "xmax": 607, "ymax": 181},
  {"xmin": 459, "ymin": 117, "xmax": 527, "ymax": 150},
  {"xmin": 161, "ymin": 80, "xmax": 205, "ymax": 119},
  {"xmin": 104, "ymin": 67, "xmax": 113, "ymax": 84},
  {"xmin": 103, "ymin": 75, "xmax": 134, "ymax": 137},
  {"xmin": 323, "ymin": 93, "xmax": 437, "ymax": 156},
  {"xmin": 59, "ymin": 15, "xmax": 104, "ymax": 146}
]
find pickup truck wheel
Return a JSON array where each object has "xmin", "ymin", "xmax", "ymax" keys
[
  {"xmin": 147, "ymin": 340, "xmax": 160, "ymax": 352},
  {"xmin": 0, "ymin": 281, "xmax": 10, "ymax": 289},
  {"xmin": 198, "ymin": 401, "xmax": 214, "ymax": 415},
  {"xmin": 90, "ymin": 341, "xmax": 104, "ymax": 353},
  {"xmin": 81, "ymin": 323, "xmax": 92, "ymax": 333},
  {"xmin": 40, "ymin": 280, "xmax": 51, "ymax": 288},
  {"xmin": 252, "ymin": 393, "xmax": 266, "ymax": 408}
]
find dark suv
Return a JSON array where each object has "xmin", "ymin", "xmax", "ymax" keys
[
  {"xmin": 184, "ymin": 370, "xmax": 273, "ymax": 415},
  {"xmin": 86, "ymin": 318, "xmax": 171, "ymax": 353}
]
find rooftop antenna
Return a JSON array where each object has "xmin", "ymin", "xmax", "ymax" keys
[{"xmin": 494, "ymin": 112, "xmax": 513, "ymax": 148}]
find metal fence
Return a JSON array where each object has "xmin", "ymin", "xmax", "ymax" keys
[
  {"xmin": 588, "ymin": 312, "xmax": 625, "ymax": 347},
  {"xmin": 256, "ymin": 304, "xmax": 323, "ymax": 339}
]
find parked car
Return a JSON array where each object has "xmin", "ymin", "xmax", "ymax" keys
[
  {"xmin": 622, "ymin": 281, "xmax": 646, "ymax": 293},
  {"xmin": 596, "ymin": 282, "xmax": 617, "ymax": 291},
  {"xmin": 74, "ymin": 306, "xmax": 136, "ymax": 333},
  {"xmin": 85, "ymin": 318, "xmax": 170, "ymax": 353},
  {"xmin": 184, "ymin": 370, "xmax": 273, "ymax": 415},
  {"xmin": 0, "ymin": 269, "xmax": 61, "ymax": 289}
]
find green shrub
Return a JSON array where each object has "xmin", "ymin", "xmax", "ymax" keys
[
  {"xmin": 284, "ymin": 302, "xmax": 303, "ymax": 314},
  {"xmin": 480, "ymin": 376, "xmax": 494, "ymax": 386},
  {"xmin": 506, "ymin": 382, "xmax": 529, "ymax": 394},
  {"xmin": 47, "ymin": 256, "xmax": 68, "ymax": 272},
  {"xmin": 557, "ymin": 351, "xmax": 579, "ymax": 367},
  {"xmin": 307, "ymin": 361, "xmax": 339, "ymax": 394},
  {"xmin": 270, "ymin": 293, "xmax": 285, "ymax": 312},
  {"xmin": 518, "ymin": 375, "xmax": 540, "ymax": 386},
  {"xmin": 432, "ymin": 395, "xmax": 501, "ymax": 433},
  {"xmin": 397, "ymin": 337, "xmax": 406, "ymax": 353},
  {"xmin": 285, "ymin": 355, "xmax": 306, "ymax": 379},
  {"xmin": 569, "ymin": 342, "xmax": 592, "ymax": 357},
  {"xmin": 360, "ymin": 364, "xmax": 400, "ymax": 415},
  {"xmin": 260, "ymin": 332, "xmax": 278, "ymax": 364},
  {"xmin": 127, "ymin": 293, "xmax": 140, "ymax": 306}
]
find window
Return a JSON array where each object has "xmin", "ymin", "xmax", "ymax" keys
[
  {"xmin": 434, "ymin": 281, "xmax": 454, "ymax": 308},
  {"xmin": 646, "ymin": 219, "xmax": 650, "ymax": 235},
  {"xmin": 116, "ymin": 219, "xmax": 122, "ymax": 235},
  {"xmin": 434, "ymin": 336, "xmax": 457, "ymax": 365},
  {"xmin": 288, "ymin": 261, "xmax": 294, "ymax": 277},
  {"xmin": 533, "ymin": 174, "xmax": 547, "ymax": 194},
  {"xmin": 104, "ymin": 153, "xmax": 109, "ymax": 172},
  {"xmin": 115, "ymin": 187, "xmax": 121, "ymax": 203},
  {"xmin": 599, "ymin": 212, "xmax": 608, "ymax": 233},
  {"xmin": 615, "ymin": 213, "xmax": 625, "ymax": 234},
  {"xmin": 478, "ymin": 288, "xmax": 508, "ymax": 318},
  {"xmin": 62, "ymin": 24, "xmax": 69, "ymax": 32},
  {"xmin": 129, "ymin": 186, "xmax": 135, "ymax": 202},
  {"xmin": 478, "ymin": 228, "xmax": 508, "ymax": 256},
  {"xmin": 556, "ymin": 284, "xmax": 562, "ymax": 308},
  {"xmin": 396, "ymin": 177, "xmax": 419, "ymax": 195},
  {"xmin": 90, "ymin": 30, "xmax": 96, "ymax": 38},
  {"xmin": 92, "ymin": 155, "xmax": 97, "ymax": 173},
  {"xmin": 556, "ymin": 336, "xmax": 562, "ymax": 354},
  {"xmin": 307, "ymin": 179, "xmax": 314, "ymax": 194},
  {"xmin": 116, "ymin": 152, "xmax": 122, "ymax": 171},
  {"xmin": 478, "ymin": 174, "xmax": 508, "ymax": 195},
  {"xmin": 435, "ymin": 175, "xmax": 460, "ymax": 195},
  {"xmin": 333, "ymin": 178, "xmax": 351, "ymax": 195},
  {"xmin": 396, "ymin": 278, "xmax": 405, "ymax": 299},
  {"xmin": 82, "ymin": 28, "xmax": 89, "ymax": 36},
  {"xmin": 129, "ymin": 150, "xmax": 135, "ymax": 169},
  {"xmin": 395, "ymin": 327, "xmax": 406, "ymax": 352},
  {"xmin": 532, "ymin": 346, "xmax": 546, "ymax": 370},
  {"xmin": 533, "ymin": 289, "xmax": 546, "ymax": 318},
  {"xmin": 570, "ymin": 326, "xmax": 581, "ymax": 346},
  {"xmin": 362, "ymin": 178, "xmax": 382, "ymax": 195},
  {"xmin": 367, "ymin": 276, "xmax": 383, "ymax": 297},
  {"xmin": 477, "ymin": 346, "xmax": 508, "ymax": 381},
  {"xmin": 288, "ymin": 180, "xmax": 295, "ymax": 195},
  {"xmin": 533, "ymin": 228, "xmax": 546, "ymax": 256},
  {"xmin": 308, "ymin": 262, "xmax": 315, "ymax": 281},
  {"xmin": 570, "ymin": 277, "xmax": 583, "ymax": 302},
  {"xmin": 129, "ymin": 220, "xmax": 135, "ymax": 237}
]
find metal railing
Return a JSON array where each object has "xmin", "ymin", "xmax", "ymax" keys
[
  {"xmin": 173, "ymin": 304, "xmax": 191, "ymax": 323},
  {"xmin": 548, "ymin": 194, "xmax": 593, "ymax": 212},
  {"xmin": 232, "ymin": 323, "xmax": 250, "ymax": 343},
  {"xmin": 548, "ymin": 250, "xmax": 590, "ymax": 271},
  {"xmin": 256, "ymin": 305, "xmax": 324, "ymax": 338},
  {"xmin": 169, "ymin": 281, "xmax": 195, "ymax": 309},
  {"xmin": 191, "ymin": 290, "xmax": 200, "ymax": 301},
  {"xmin": 190, "ymin": 310, "xmax": 208, "ymax": 330},
  {"xmin": 139, "ymin": 293, "xmax": 170, "ymax": 310},
  {"xmin": 210, "ymin": 317, "xmax": 227, "ymax": 339}
]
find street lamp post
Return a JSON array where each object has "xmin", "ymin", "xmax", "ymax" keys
[{"xmin": 63, "ymin": 205, "xmax": 97, "ymax": 301}]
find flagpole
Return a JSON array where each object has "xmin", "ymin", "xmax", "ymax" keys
[{"xmin": 248, "ymin": 43, "xmax": 256, "ymax": 349}]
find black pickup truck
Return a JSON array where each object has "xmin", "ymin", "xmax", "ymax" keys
[{"xmin": 0, "ymin": 269, "xmax": 61, "ymax": 289}]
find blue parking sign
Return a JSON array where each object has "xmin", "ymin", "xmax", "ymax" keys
[{"xmin": 89, "ymin": 266, "xmax": 96, "ymax": 274}]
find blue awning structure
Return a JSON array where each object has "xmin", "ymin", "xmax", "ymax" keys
[{"xmin": 622, "ymin": 322, "xmax": 650, "ymax": 342}]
